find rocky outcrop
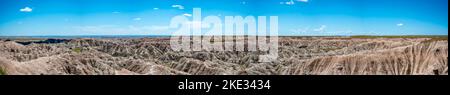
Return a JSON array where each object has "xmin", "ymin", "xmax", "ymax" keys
[
  {"xmin": 0, "ymin": 37, "xmax": 447, "ymax": 75},
  {"xmin": 280, "ymin": 41, "xmax": 448, "ymax": 75},
  {"xmin": 169, "ymin": 58, "xmax": 228, "ymax": 75}
]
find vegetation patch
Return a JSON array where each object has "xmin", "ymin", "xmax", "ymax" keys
[
  {"xmin": 0, "ymin": 67, "xmax": 6, "ymax": 75},
  {"xmin": 72, "ymin": 47, "xmax": 82, "ymax": 53}
]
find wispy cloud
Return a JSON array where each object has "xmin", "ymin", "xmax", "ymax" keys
[
  {"xmin": 297, "ymin": 0, "xmax": 309, "ymax": 3},
  {"xmin": 133, "ymin": 18, "xmax": 142, "ymax": 21},
  {"xmin": 153, "ymin": 8, "xmax": 159, "ymax": 10},
  {"xmin": 172, "ymin": 5, "xmax": 185, "ymax": 10},
  {"xmin": 183, "ymin": 13, "xmax": 192, "ymax": 17},
  {"xmin": 280, "ymin": 0, "xmax": 309, "ymax": 5},
  {"xmin": 290, "ymin": 26, "xmax": 311, "ymax": 33},
  {"xmin": 291, "ymin": 26, "xmax": 353, "ymax": 36},
  {"xmin": 313, "ymin": 25, "xmax": 327, "ymax": 32},
  {"xmin": 241, "ymin": 1, "xmax": 247, "ymax": 5},
  {"xmin": 397, "ymin": 23, "xmax": 404, "ymax": 27},
  {"xmin": 280, "ymin": 0, "xmax": 295, "ymax": 5},
  {"xmin": 20, "ymin": 7, "xmax": 33, "ymax": 12}
]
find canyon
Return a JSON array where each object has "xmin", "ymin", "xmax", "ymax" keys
[{"xmin": 0, "ymin": 36, "xmax": 447, "ymax": 75}]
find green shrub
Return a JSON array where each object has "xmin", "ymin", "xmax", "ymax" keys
[
  {"xmin": 72, "ymin": 47, "xmax": 82, "ymax": 53},
  {"xmin": 0, "ymin": 67, "xmax": 6, "ymax": 75}
]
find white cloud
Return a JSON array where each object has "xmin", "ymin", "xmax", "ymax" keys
[
  {"xmin": 397, "ymin": 23, "xmax": 404, "ymax": 27},
  {"xmin": 290, "ymin": 27, "xmax": 311, "ymax": 33},
  {"xmin": 290, "ymin": 25, "xmax": 354, "ymax": 35},
  {"xmin": 20, "ymin": 7, "xmax": 32, "ymax": 12},
  {"xmin": 133, "ymin": 18, "xmax": 142, "ymax": 21},
  {"xmin": 286, "ymin": 2, "xmax": 295, "ymax": 5},
  {"xmin": 334, "ymin": 30, "xmax": 353, "ymax": 34},
  {"xmin": 313, "ymin": 25, "xmax": 327, "ymax": 32},
  {"xmin": 153, "ymin": 8, "xmax": 159, "ymax": 10},
  {"xmin": 281, "ymin": 0, "xmax": 308, "ymax": 5},
  {"xmin": 282, "ymin": 0, "xmax": 295, "ymax": 5},
  {"xmin": 241, "ymin": 1, "xmax": 247, "ymax": 5},
  {"xmin": 183, "ymin": 13, "xmax": 192, "ymax": 17},
  {"xmin": 297, "ymin": 0, "xmax": 309, "ymax": 3},
  {"xmin": 368, "ymin": 30, "xmax": 379, "ymax": 35},
  {"xmin": 172, "ymin": 5, "xmax": 185, "ymax": 10}
]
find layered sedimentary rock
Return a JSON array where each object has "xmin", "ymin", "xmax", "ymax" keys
[
  {"xmin": 0, "ymin": 37, "xmax": 447, "ymax": 75},
  {"xmin": 279, "ymin": 42, "xmax": 447, "ymax": 75}
]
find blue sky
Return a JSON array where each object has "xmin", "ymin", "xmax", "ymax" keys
[{"xmin": 0, "ymin": 0, "xmax": 448, "ymax": 36}]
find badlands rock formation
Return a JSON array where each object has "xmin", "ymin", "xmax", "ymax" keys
[{"xmin": 0, "ymin": 37, "xmax": 447, "ymax": 75}]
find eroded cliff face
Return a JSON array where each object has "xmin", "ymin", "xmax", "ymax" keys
[
  {"xmin": 279, "ymin": 42, "xmax": 448, "ymax": 75},
  {"xmin": 0, "ymin": 37, "xmax": 447, "ymax": 75}
]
